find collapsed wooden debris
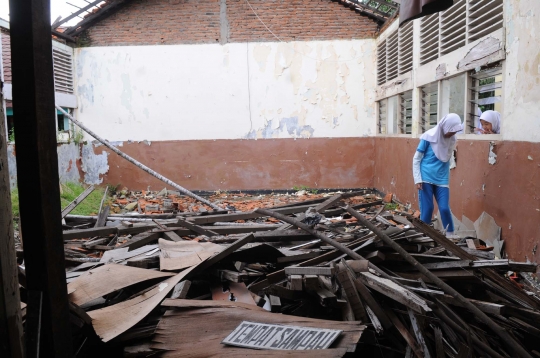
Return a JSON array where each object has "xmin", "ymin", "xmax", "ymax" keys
[{"xmin": 19, "ymin": 188, "xmax": 540, "ymax": 356}]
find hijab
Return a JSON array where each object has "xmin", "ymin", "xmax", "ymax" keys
[
  {"xmin": 479, "ymin": 110, "xmax": 501, "ymax": 134},
  {"xmin": 420, "ymin": 113, "xmax": 463, "ymax": 162}
]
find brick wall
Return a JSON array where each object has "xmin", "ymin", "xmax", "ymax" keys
[
  {"xmin": 1, "ymin": 28, "xmax": 11, "ymax": 83},
  {"xmin": 227, "ymin": 0, "xmax": 378, "ymax": 42},
  {"xmin": 83, "ymin": 0, "xmax": 378, "ymax": 46}
]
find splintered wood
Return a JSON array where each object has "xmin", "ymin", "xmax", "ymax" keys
[{"xmin": 56, "ymin": 188, "xmax": 540, "ymax": 357}]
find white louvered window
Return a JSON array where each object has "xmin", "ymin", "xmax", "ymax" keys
[
  {"xmin": 467, "ymin": 64, "xmax": 503, "ymax": 133},
  {"xmin": 378, "ymin": 99, "xmax": 388, "ymax": 134},
  {"xmin": 53, "ymin": 47, "xmax": 74, "ymax": 94},
  {"xmin": 377, "ymin": 22, "xmax": 414, "ymax": 85},
  {"xmin": 377, "ymin": 40, "xmax": 387, "ymax": 86},
  {"xmin": 419, "ymin": 0, "xmax": 504, "ymax": 66},
  {"xmin": 386, "ymin": 31, "xmax": 399, "ymax": 82},
  {"xmin": 398, "ymin": 21, "xmax": 413, "ymax": 75},
  {"xmin": 420, "ymin": 83, "xmax": 439, "ymax": 133},
  {"xmin": 468, "ymin": 0, "xmax": 504, "ymax": 42},
  {"xmin": 440, "ymin": 0, "xmax": 466, "ymax": 55},
  {"xmin": 420, "ymin": 13, "xmax": 439, "ymax": 66},
  {"xmin": 399, "ymin": 90, "xmax": 413, "ymax": 134}
]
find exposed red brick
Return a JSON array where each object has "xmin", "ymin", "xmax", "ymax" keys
[
  {"xmin": 1, "ymin": 28, "xmax": 11, "ymax": 83},
  {"xmin": 82, "ymin": 0, "xmax": 378, "ymax": 46}
]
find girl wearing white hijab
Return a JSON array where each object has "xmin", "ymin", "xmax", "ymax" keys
[
  {"xmin": 475, "ymin": 110, "xmax": 501, "ymax": 134},
  {"xmin": 412, "ymin": 114, "xmax": 464, "ymax": 238}
]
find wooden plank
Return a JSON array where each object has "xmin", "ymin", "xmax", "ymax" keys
[
  {"xmin": 288, "ymin": 275, "xmax": 303, "ymax": 291},
  {"xmin": 364, "ymin": 250, "xmax": 386, "ymax": 263},
  {"xmin": 266, "ymin": 285, "xmax": 303, "ymax": 300},
  {"xmin": 303, "ymin": 275, "xmax": 319, "ymax": 292},
  {"xmin": 176, "ymin": 217, "xmax": 218, "ymax": 237},
  {"xmin": 162, "ymin": 230, "xmax": 184, "ymax": 242},
  {"xmin": 0, "ymin": 84, "xmax": 23, "ymax": 357},
  {"xmin": 437, "ymin": 295, "xmax": 505, "ymax": 315},
  {"xmin": 386, "ymin": 309, "xmax": 424, "ymax": 358},
  {"xmin": 171, "ymin": 280, "xmax": 191, "ymax": 299},
  {"xmin": 269, "ymin": 295, "xmax": 281, "ymax": 313},
  {"xmin": 315, "ymin": 288, "xmax": 337, "ymax": 307},
  {"xmin": 60, "ymin": 185, "xmax": 95, "ymax": 218},
  {"xmin": 197, "ymin": 233, "xmax": 255, "ymax": 272},
  {"xmin": 358, "ymin": 272, "xmax": 431, "ymax": 314},
  {"xmin": 9, "ymin": 1, "xmax": 72, "ymax": 354},
  {"xmin": 408, "ymin": 309, "xmax": 432, "ymax": 358},
  {"xmin": 94, "ymin": 186, "xmax": 110, "ymax": 228},
  {"xmin": 189, "ymin": 204, "xmax": 332, "ymax": 225},
  {"xmin": 277, "ymin": 251, "xmax": 321, "ymax": 263},
  {"xmin": 314, "ymin": 194, "xmax": 343, "ymax": 213},
  {"xmin": 254, "ymin": 230, "xmax": 314, "ymax": 242},
  {"xmin": 285, "ymin": 266, "xmax": 334, "ymax": 276},
  {"xmin": 265, "ymin": 234, "xmax": 376, "ymax": 284},
  {"xmin": 434, "ymin": 326, "xmax": 445, "ymax": 358},
  {"xmin": 63, "ymin": 227, "xmax": 117, "ymax": 241},
  {"xmin": 116, "ymin": 232, "xmax": 160, "ymax": 251},
  {"xmin": 336, "ymin": 270, "xmax": 367, "ymax": 321},
  {"xmin": 126, "ymin": 255, "xmax": 159, "ymax": 269}
]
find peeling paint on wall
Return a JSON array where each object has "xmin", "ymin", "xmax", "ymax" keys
[
  {"xmin": 81, "ymin": 143, "xmax": 109, "ymax": 184},
  {"xmin": 488, "ymin": 142, "xmax": 497, "ymax": 165},
  {"xmin": 245, "ymin": 117, "xmax": 314, "ymax": 139},
  {"xmin": 7, "ymin": 143, "xmax": 85, "ymax": 189},
  {"xmin": 457, "ymin": 37, "xmax": 502, "ymax": 69},
  {"xmin": 58, "ymin": 143, "xmax": 82, "ymax": 183},
  {"xmin": 75, "ymin": 39, "xmax": 377, "ymax": 141}
]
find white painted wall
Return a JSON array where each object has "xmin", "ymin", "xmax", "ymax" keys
[
  {"xmin": 502, "ymin": 0, "xmax": 540, "ymax": 143},
  {"xmin": 74, "ymin": 39, "xmax": 377, "ymax": 141}
]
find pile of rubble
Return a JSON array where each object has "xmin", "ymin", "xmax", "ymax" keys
[{"xmin": 30, "ymin": 188, "xmax": 540, "ymax": 356}]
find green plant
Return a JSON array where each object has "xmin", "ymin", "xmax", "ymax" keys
[
  {"xmin": 293, "ymin": 185, "xmax": 318, "ymax": 194},
  {"xmin": 384, "ymin": 203, "xmax": 398, "ymax": 211},
  {"xmin": 8, "ymin": 128, "xmax": 15, "ymax": 143},
  {"xmin": 10, "ymin": 188, "xmax": 19, "ymax": 218},
  {"xmin": 60, "ymin": 182, "xmax": 111, "ymax": 216},
  {"xmin": 10, "ymin": 182, "xmax": 109, "ymax": 220},
  {"xmin": 72, "ymin": 127, "xmax": 85, "ymax": 145}
]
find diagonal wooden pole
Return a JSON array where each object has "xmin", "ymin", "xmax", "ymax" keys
[
  {"xmin": 345, "ymin": 205, "xmax": 532, "ymax": 358},
  {"xmin": 56, "ymin": 106, "xmax": 221, "ymax": 211}
]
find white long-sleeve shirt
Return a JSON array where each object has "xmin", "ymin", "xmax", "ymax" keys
[{"xmin": 412, "ymin": 151, "xmax": 424, "ymax": 184}]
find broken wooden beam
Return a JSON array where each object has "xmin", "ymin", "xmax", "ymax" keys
[
  {"xmin": 285, "ymin": 266, "xmax": 335, "ymax": 276},
  {"xmin": 346, "ymin": 206, "xmax": 533, "ymax": 358}
]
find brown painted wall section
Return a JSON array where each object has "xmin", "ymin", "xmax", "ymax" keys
[
  {"xmin": 373, "ymin": 137, "xmax": 540, "ymax": 263},
  {"xmin": 95, "ymin": 136, "xmax": 539, "ymax": 263},
  {"xmin": 99, "ymin": 137, "xmax": 375, "ymax": 191}
]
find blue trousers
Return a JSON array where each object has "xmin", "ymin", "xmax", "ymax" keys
[{"xmin": 418, "ymin": 183, "xmax": 454, "ymax": 232}]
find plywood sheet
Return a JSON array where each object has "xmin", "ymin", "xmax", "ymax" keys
[
  {"xmin": 151, "ymin": 301, "xmax": 364, "ymax": 357},
  {"xmin": 68, "ymin": 263, "xmax": 173, "ymax": 306},
  {"xmin": 88, "ymin": 265, "xmax": 197, "ymax": 342},
  {"xmin": 159, "ymin": 239, "xmax": 223, "ymax": 271}
]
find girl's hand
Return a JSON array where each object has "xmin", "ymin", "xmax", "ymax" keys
[{"xmin": 416, "ymin": 183, "xmax": 422, "ymax": 190}]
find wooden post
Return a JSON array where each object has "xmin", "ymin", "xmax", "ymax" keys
[
  {"xmin": 0, "ymin": 72, "xmax": 24, "ymax": 357},
  {"xmin": 8, "ymin": 0, "xmax": 73, "ymax": 356}
]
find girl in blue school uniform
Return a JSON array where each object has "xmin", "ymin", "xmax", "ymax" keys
[{"xmin": 412, "ymin": 113, "xmax": 464, "ymax": 238}]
